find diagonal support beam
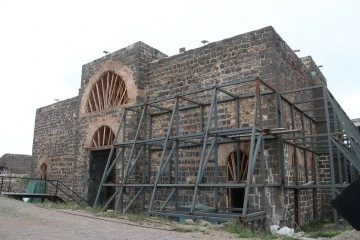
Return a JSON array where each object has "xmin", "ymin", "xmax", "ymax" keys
[
  {"xmin": 190, "ymin": 87, "xmax": 217, "ymax": 214},
  {"xmin": 160, "ymin": 188, "xmax": 176, "ymax": 211},
  {"xmin": 323, "ymin": 87, "xmax": 339, "ymax": 228},
  {"xmin": 250, "ymin": 134, "xmax": 263, "ymax": 174},
  {"xmin": 200, "ymin": 140, "xmax": 216, "ymax": 175},
  {"xmin": 325, "ymin": 90, "xmax": 360, "ymax": 166},
  {"xmin": 149, "ymin": 99, "xmax": 179, "ymax": 211},
  {"xmin": 105, "ymin": 149, "xmax": 123, "ymax": 179},
  {"xmin": 124, "ymin": 187, "xmax": 144, "ymax": 213},
  {"xmin": 102, "ymin": 146, "xmax": 144, "ymax": 211},
  {"xmin": 127, "ymin": 147, "xmax": 145, "ymax": 178},
  {"xmin": 109, "ymin": 105, "xmax": 147, "ymax": 210},
  {"xmin": 160, "ymin": 145, "xmax": 177, "ymax": 176},
  {"xmin": 331, "ymin": 138, "xmax": 360, "ymax": 171},
  {"xmin": 242, "ymin": 77, "xmax": 262, "ymax": 218},
  {"xmin": 94, "ymin": 110, "xmax": 126, "ymax": 207}
]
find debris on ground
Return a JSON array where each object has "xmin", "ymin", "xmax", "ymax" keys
[{"xmin": 270, "ymin": 225, "xmax": 304, "ymax": 238}]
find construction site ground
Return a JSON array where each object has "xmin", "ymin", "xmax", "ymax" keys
[
  {"xmin": 1, "ymin": 196, "xmax": 359, "ymax": 240},
  {"xmin": 0, "ymin": 196, "xmax": 240, "ymax": 240}
]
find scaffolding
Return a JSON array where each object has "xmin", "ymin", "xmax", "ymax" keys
[{"xmin": 93, "ymin": 77, "xmax": 360, "ymax": 226}]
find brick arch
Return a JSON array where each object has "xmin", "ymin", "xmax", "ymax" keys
[
  {"xmin": 91, "ymin": 126, "xmax": 115, "ymax": 148},
  {"xmin": 80, "ymin": 61, "xmax": 140, "ymax": 115},
  {"xmin": 218, "ymin": 143, "xmax": 236, "ymax": 166},
  {"xmin": 84, "ymin": 119, "xmax": 123, "ymax": 149},
  {"xmin": 218, "ymin": 142, "xmax": 251, "ymax": 166}
]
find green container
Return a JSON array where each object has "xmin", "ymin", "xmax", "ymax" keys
[{"xmin": 23, "ymin": 180, "xmax": 46, "ymax": 203}]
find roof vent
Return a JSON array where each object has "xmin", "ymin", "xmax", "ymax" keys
[{"xmin": 179, "ymin": 47, "xmax": 186, "ymax": 53}]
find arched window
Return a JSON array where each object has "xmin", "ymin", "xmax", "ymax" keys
[
  {"xmin": 226, "ymin": 150, "xmax": 249, "ymax": 208},
  {"xmin": 227, "ymin": 151, "xmax": 248, "ymax": 182},
  {"xmin": 91, "ymin": 126, "xmax": 115, "ymax": 148},
  {"xmin": 86, "ymin": 71, "xmax": 128, "ymax": 113}
]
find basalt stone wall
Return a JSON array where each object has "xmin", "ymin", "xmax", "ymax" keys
[
  {"xmin": 301, "ymin": 56, "xmax": 327, "ymax": 86},
  {"xmin": 268, "ymin": 32, "xmax": 325, "ymax": 227},
  {"xmin": 317, "ymin": 155, "xmax": 333, "ymax": 220},
  {"xmin": 0, "ymin": 154, "xmax": 33, "ymax": 174},
  {"xmin": 301, "ymin": 55, "xmax": 333, "ymax": 221},
  {"xmin": 31, "ymin": 97, "xmax": 80, "ymax": 190},
  {"xmin": 32, "ymin": 26, "xmax": 333, "ymax": 227},
  {"xmin": 142, "ymin": 26, "xmax": 323, "ymax": 227},
  {"xmin": 146, "ymin": 26, "xmax": 277, "ymax": 100},
  {"xmin": 79, "ymin": 41, "xmax": 167, "ymax": 96},
  {"xmin": 76, "ymin": 42, "xmax": 165, "ymax": 199},
  {"xmin": 143, "ymin": 26, "xmax": 279, "ymax": 213}
]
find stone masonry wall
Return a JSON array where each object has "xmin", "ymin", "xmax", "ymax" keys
[
  {"xmin": 75, "ymin": 41, "xmax": 166, "ymax": 199},
  {"xmin": 32, "ymin": 97, "xmax": 79, "ymax": 191},
  {"xmin": 31, "ymin": 26, "xmax": 332, "ymax": 226},
  {"xmin": 146, "ymin": 27, "xmax": 277, "ymax": 101},
  {"xmin": 141, "ymin": 26, "xmax": 321, "ymax": 226},
  {"xmin": 0, "ymin": 154, "xmax": 33, "ymax": 174}
]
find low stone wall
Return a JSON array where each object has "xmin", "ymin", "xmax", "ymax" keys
[{"xmin": 0, "ymin": 154, "xmax": 33, "ymax": 175}]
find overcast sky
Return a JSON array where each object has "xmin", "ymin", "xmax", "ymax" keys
[{"xmin": 0, "ymin": 0, "xmax": 359, "ymax": 157}]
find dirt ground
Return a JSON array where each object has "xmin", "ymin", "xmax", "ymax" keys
[
  {"xmin": 0, "ymin": 196, "xmax": 240, "ymax": 240},
  {"xmin": 327, "ymin": 230, "xmax": 360, "ymax": 240},
  {"xmin": 2, "ymin": 196, "xmax": 359, "ymax": 240}
]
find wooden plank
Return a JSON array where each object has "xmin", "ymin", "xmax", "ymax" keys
[
  {"xmin": 101, "ymin": 76, "xmax": 106, "ymax": 108},
  {"xmin": 228, "ymin": 162, "xmax": 234, "ymax": 181},
  {"xmin": 117, "ymin": 79, "xmax": 127, "ymax": 105},
  {"xmin": 107, "ymin": 127, "xmax": 112, "ymax": 145},
  {"xmin": 118, "ymin": 88, "xmax": 128, "ymax": 105},
  {"xmin": 97, "ymin": 129, "xmax": 101, "ymax": 147},
  {"xmin": 88, "ymin": 99, "xmax": 94, "ymax": 112},
  {"xmin": 231, "ymin": 154, "xmax": 237, "ymax": 181},
  {"xmin": 118, "ymin": 80, "xmax": 128, "ymax": 104},
  {"xmin": 241, "ymin": 154, "xmax": 248, "ymax": 181},
  {"xmin": 91, "ymin": 89, "xmax": 99, "ymax": 110},
  {"xmin": 108, "ymin": 74, "xmax": 117, "ymax": 106},
  {"xmin": 114, "ymin": 79, "xmax": 123, "ymax": 106},
  {"xmin": 105, "ymin": 72, "xmax": 110, "ymax": 107},
  {"xmin": 107, "ymin": 73, "xmax": 114, "ymax": 106},
  {"xmin": 92, "ymin": 139, "xmax": 98, "ymax": 147},
  {"xmin": 240, "ymin": 153, "xmax": 246, "ymax": 180},
  {"xmin": 103, "ymin": 126, "xmax": 106, "ymax": 146},
  {"xmin": 95, "ymin": 82, "xmax": 103, "ymax": 110}
]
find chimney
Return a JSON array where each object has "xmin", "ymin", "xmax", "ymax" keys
[{"xmin": 179, "ymin": 47, "xmax": 186, "ymax": 53}]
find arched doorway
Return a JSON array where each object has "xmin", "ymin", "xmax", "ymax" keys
[
  {"xmin": 88, "ymin": 126, "xmax": 116, "ymax": 207},
  {"xmin": 226, "ymin": 150, "xmax": 249, "ymax": 209},
  {"xmin": 40, "ymin": 163, "xmax": 47, "ymax": 180}
]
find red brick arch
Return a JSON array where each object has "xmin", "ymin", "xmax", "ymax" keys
[
  {"xmin": 80, "ymin": 61, "xmax": 141, "ymax": 115},
  {"xmin": 84, "ymin": 120, "xmax": 122, "ymax": 149},
  {"xmin": 218, "ymin": 142, "xmax": 251, "ymax": 166},
  {"xmin": 218, "ymin": 143, "xmax": 237, "ymax": 166}
]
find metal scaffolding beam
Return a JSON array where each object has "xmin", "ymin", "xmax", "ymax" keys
[{"xmin": 92, "ymin": 77, "xmax": 359, "ymax": 226}]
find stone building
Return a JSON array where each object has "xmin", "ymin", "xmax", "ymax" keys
[
  {"xmin": 0, "ymin": 154, "xmax": 33, "ymax": 175},
  {"xmin": 31, "ymin": 26, "xmax": 359, "ymax": 227}
]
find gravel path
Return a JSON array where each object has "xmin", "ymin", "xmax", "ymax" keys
[{"xmin": 0, "ymin": 196, "xmax": 239, "ymax": 240}]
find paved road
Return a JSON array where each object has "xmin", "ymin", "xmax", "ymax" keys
[{"xmin": 0, "ymin": 196, "xmax": 236, "ymax": 240}]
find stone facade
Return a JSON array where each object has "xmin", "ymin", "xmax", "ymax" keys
[
  {"xmin": 0, "ymin": 154, "xmax": 33, "ymax": 175},
  {"xmin": 32, "ymin": 26, "xmax": 336, "ymax": 227}
]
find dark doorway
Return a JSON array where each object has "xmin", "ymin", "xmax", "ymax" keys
[
  {"xmin": 88, "ymin": 149, "xmax": 116, "ymax": 207},
  {"xmin": 40, "ymin": 163, "xmax": 47, "ymax": 180},
  {"xmin": 226, "ymin": 151, "xmax": 248, "ymax": 209}
]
